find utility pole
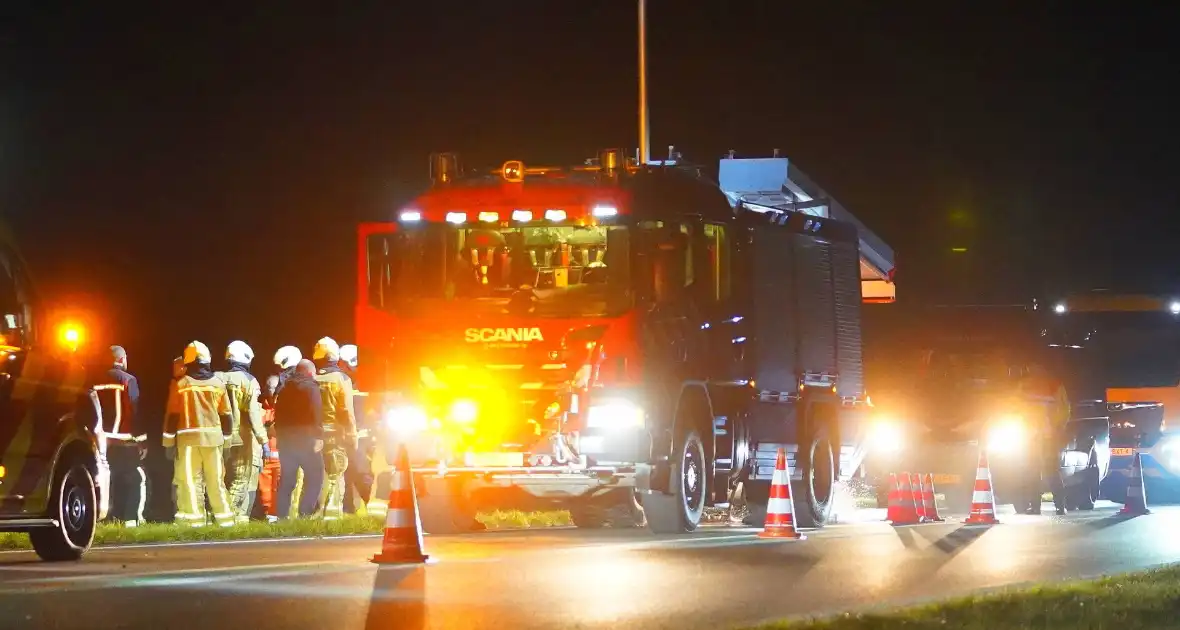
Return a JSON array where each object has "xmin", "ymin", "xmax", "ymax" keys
[{"xmin": 638, "ymin": 0, "xmax": 650, "ymax": 164}]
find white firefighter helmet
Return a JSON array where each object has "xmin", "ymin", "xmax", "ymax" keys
[
  {"xmin": 312, "ymin": 336, "xmax": 340, "ymax": 362},
  {"xmin": 339, "ymin": 344, "xmax": 358, "ymax": 368},
  {"xmin": 183, "ymin": 340, "xmax": 212, "ymax": 365},
  {"xmin": 226, "ymin": 340, "xmax": 254, "ymax": 365},
  {"xmin": 273, "ymin": 345, "xmax": 302, "ymax": 370}
]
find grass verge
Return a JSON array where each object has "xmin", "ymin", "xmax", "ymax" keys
[
  {"xmin": 0, "ymin": 509, "xmax": 572, "ymax": 551},
  {"xmin": 753, "ymin": 564, "xmax": 1180, "ymax": 629}
]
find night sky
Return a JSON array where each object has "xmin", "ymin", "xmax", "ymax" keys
[{"xmin": 3, "ymin": 3, "xmax": 1179, "ymax": 412}]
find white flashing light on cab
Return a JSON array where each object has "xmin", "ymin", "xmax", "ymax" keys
[
  {"xmin": 544, "ymin": 209, "xmax": 567, "ymax": 222},
  {"xmin": 399, "ymin": 210, "xmax": 422, "ymax": 222},
  {"xmin": 592, "ymin": 205, "xmax": 618, "ymax": 218},
  {"xmin": 446, "ymin": 212, "xmax": 466, "ymax": 224}
]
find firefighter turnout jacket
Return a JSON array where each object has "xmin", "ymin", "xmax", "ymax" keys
[
  {"xmin": 92, "ymin": 366, "xmax": 143, "ymax": 443},
  {"xmin": 219, "ymin": 368, "xmax": 266, "ymax": 448},
  {"xmin": 314, "ymin": 366, "xmax": 356, "ymax": 438},
  {"xmin": 164, "ymin": 372, "xmax": 233, "ymax": 447}
]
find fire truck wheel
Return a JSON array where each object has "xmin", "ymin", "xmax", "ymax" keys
[
  {"xmin": 570, "ymin": 490, "xmax": 646, "ymax": 529},
  {"xmin": 30, "ymin": 464, "xmax": 97, "ymax": 562},
  {"xmin": 642, "ymin": 429, "xmax": 707, "ymax": 534},
  {"xmin": 793, "ymin": 423, "xmax": 835, "ymax": 529}
]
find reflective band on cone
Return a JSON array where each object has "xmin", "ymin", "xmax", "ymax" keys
[
  {"xmin": 889, "ymin": 471, "xmax": 922, "ymax": 525},
  {"xmin": 910, "ymin": 472, "xmax": 929, "ymax": 523},
  {"xmin": 921, "ymin": 473, "xmax": 945, "ymax": 522},
  {"xmin": 964, "ymin": 448, "xmax": 1000, "ymax": 525},
  {"xmin": 1119, "ymin": 452, "xmax": 1151, "ymax": 516},
  {"xmin": 371, "ymin": 444, "xmax": 429, "ymax": 564},
  {"xmin": 758, "ymin": 448, "xmax": 804, "ymax": 540}
]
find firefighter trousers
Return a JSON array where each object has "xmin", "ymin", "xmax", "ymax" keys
[
  {"xmin": 174, "ymin": 445, "xmax": 235, "ymax": 527},
  {"xmin": 223, "ymin": 442, "xmax": 262, "ymax": 522},
  {"xmin": 106, "ymin": 442, "xmax": 146, "ymax": 524},
  {"xmin": 342, "ymin": 438, "xmax": 375, "ymax": 514},
  {"xmin": 318, "ymin": 435, "xmax": 349, "ymax": 520}
]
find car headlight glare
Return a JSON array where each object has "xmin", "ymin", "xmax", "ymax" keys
[
  {"xmin": 987, "ymin": 417, "xmax": 1026, "ymax": 453},
  {"xmin": 450, "ymin": 399, "xmax": 478, "ymax": 423},
  {"xmin": 586, "ymin": 399, "xmax": 644, "ymax": 430},
  {"xmin": 868, "ymin": 419, "xmax": 904, "ymax": 453},
  {"xmin": 384, "ymin": 405, "xmax": 428, "ymax": 433}
]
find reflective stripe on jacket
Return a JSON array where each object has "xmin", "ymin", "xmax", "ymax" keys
[{"xmin": 92, "ymin": 383, "xmax": 144, "ymax": 442}]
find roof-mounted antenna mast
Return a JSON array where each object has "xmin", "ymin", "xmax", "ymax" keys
[{"xmin": 638, "ymin": 0, "xmax": 650, "ymax": 165}]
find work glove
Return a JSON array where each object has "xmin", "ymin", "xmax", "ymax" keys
[
  {"xmin": 261, "ymin": 442, "xmax": 273, "ymax": 460},
  {"xmin": 165, "ymin": 446, "xmax": 176, "ymax": 461},
  {"xmin": 313, "ymin": 439, "xmax": 324, "ymax": 454}
]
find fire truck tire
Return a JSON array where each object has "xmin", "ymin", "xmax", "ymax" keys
[
  {"xmin": 793, "ymin": 423, "xmax": 836, "ymax": 529},
  {"xmin": 30, "ymin": 464, "xmax": 96, "ymax": 562},
  {"xmin": 570, "ymin": 490, "xmax": 646, "ymax": 529},
  {"xmin": 642, "ymin": 429, "xmax": 707, "ymax": 534}
]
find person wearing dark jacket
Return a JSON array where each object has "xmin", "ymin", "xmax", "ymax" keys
[
  {"xmin": 274, "ymin": 359, "xmax": 325, "ymax": 519},
  {"xmin": 94, "ymin": 345, "xmax": 145, "ymax": 525}
]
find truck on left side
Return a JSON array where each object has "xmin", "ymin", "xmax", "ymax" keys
[{"xmin": 0, "ymin": 219, "xmax": 108, "ymax": 561}]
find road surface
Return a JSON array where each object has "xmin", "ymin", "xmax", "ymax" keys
[{"xmin": 1, "ymin": 503, "xmax": 1178, "ymax": 630}]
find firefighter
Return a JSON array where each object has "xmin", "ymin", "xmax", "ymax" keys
[
  {"xmin": 93, "ymin": 345, "xmax": 145, "ymax": 526},
  {"xmin": 311, "ymin": 336, "xmax": 356, "ymax": 520},
  {"xmin": 338, "ymin": 344, "xmax": 375, "ymax": 515},
  {"xmin": 254, "ymin": 374, "xmax": 283, "ymax": 521},
  {"xmin": 1018, "ymin": 362, "xmax": 1071, "ymax": 515},
  {"xmin": 274, "ymin": 345, "xmax": 303, "ymax": 390},
  {"xmin": 163, "ymin": 341, "xmax": 235, "ymax": 527},
  {"xmin": 217, "ymin": 341, "xmax": 267, "ymax": 522}
]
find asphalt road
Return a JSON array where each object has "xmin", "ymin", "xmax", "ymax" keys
[{"xmin": 1, "ymin": 503, "xmax": 1179, "ymax": 630}]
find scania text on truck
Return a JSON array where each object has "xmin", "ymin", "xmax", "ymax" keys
[{"xmin": 355, "ymin": 148, "xmax": 895, "ymax": 533}]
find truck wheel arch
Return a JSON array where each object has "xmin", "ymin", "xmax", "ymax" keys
[
  {"xmin": 51, "ymin": 435, "xmax": 103, "ymax": 520},
  {"xmin": 670, "ymin": 382, "xmax": 716, "ymax": 478}
]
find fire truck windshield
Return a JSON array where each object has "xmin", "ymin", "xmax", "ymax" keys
[{"xmin": 366, "ymin": 223, "xmax": 630, "ymax": 319}]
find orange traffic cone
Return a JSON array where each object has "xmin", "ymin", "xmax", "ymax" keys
[
  {"xmin": 921, "ymin": 473, "xmax": 945, "ymax": 522},
  {"xmin": 371, "ymin": 445, "xmax": 429, "ymax": 564},
  {"xmin": 884, "ymin": 473, "xmax": 902, "ymax": 522},
  {"xmin": 758, "ymin": 448, "xmax": 804, "ymax": 540},
  {"xmin": 965, "ymin": 448, "xmax": 1000, "ymax": 525},
  {"xmin": 889, "ymin": 471, "xmax": 922, "ymax": 525},
  {"xmin": 1119, "ymin": 452, "xmax": 1150, "ymax": 516},
  {"xmin": 910, "ymin": 473, "xmax": 929, "ymax": 522}
]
